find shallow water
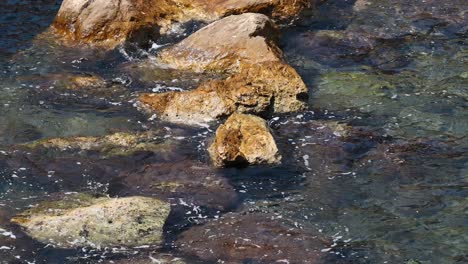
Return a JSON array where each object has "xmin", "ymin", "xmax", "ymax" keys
[{"xmin": 0, "ymin": 0, "xmax": 467, "ymax": 263}]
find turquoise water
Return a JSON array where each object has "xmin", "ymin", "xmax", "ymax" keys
[{"xmin": 0, "ymin": 0, "xmax": 467, "ymax": 263}]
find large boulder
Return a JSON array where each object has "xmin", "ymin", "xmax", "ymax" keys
[
  {"xmin": 208, "ymin": 113, "xmax": 281, "ymax": 167},
  {"xmin": 51, "ymin": 0, "xmax": 311, "ymax": 48},
  {"xmin": 139, "ymin": 13, "xmax": 308, "ymax": 124},
  {"xmin": 176, "ymin": 212, "xmax": 329, "ymax": 263},
  {"xmin": 139, "ymin": 61, "xmax": 308, "ymax": 124},
  {"xmin": 12, "ymin": 193, "xmax": 170, "ymax": 249},
  {"xmin": 156, "ymin": 13, "xmax": 282, "ymax": 73},
  {"xmin": 205, "ymin": 0, "xmax": 312, "ymax": 21}
]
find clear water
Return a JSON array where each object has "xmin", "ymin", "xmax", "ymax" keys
[{"xmin": 0, "ymin": 0, "xmax": 467, "ymax": 263}]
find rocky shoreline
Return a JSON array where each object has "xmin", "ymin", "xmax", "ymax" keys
[
  {"xmin": 5, "ymin": 0, "xmax": 331, "ymax": 263},
  {"xmin": 1, "ymin": 0, "xmax": 466, "ymax": 263}
]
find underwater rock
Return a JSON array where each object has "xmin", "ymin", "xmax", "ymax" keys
[
  {"xmin": 0, "ymin": 208, "xmax": 38, "ymax": 264},
  {"xmin": 139, "ymin": 61, "xmax": 308, "ymax": 124},
  {"xmin": 18, "ymin": 73, "xmax": 113, "ymax": 91},
  {"xmin": 176, "ymin": 212, "xmax": 329, "ymax": 263},
  {"xmin": 0, "ymin": 121, "xmax": 42, "ymax": 145},
  {"xmin": 12, "ymin": 193, "xmax": 170, "ymax": 249},
  {"xmin": 276, "ymin": 120, "xmax": 352, "ymax": 172},
  {"xmin": 58, "ymin": 74, "xmax": 108, "ymax": 90},
  {"xmin": 22, "ymin": 131, "xmax": 174, "ymax": 157},
  {"xmin": 351, "ymin": 0, "xmax": 467, "ymax": 38},
  {"xmin": 295, "ymin": 29, "xmax": 376, "ymax": 58},
  {"xmin": 209, "ymin": 113, "xmax": 281, "ymax": 167},
  {"xmin": 51, "ymin": 0, "xmax": 310, "ymax": 48},
  {"xmin": 102, "ymin": 253, "xmax": 192, "ymax": 264},
  {"xmin": 157, "ymin": 13, "xmax": 282, "ymax": 73},
  {"xmin": 110, "ymin": 159, "xmax": 238, "ymax": 214}
]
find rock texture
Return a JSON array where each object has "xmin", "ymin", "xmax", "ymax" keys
[
  {"xmin": 156, "ymin": 13, "xmax": 282, "ymax": 73},
  {"xmin": 176, "ymin": 213, "xmax": 329, "ymax": 263},
  {"xmin": 139, "ymin": 61, "xmax": 308, "ymax": 124},
  {"xmin": 139, "ymin": 14, "xmax": 307, "ymax": 124},
  {"xmin": 12, "ymin": 194, "xmax": 170, "ymax": 248},
  {"xmin": 51, "ymin": 0, "xmax": 311, "ymax": 48},
  {"xmin": 208, "ymin": 113, "xmax": 281, "ymax": 167},
  {"xmin": 23, "ymin": 131, "xmax": 175, "ymax": 157}
]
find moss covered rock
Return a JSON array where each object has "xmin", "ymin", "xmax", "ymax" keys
[{"xmin": 12, "ymin": 194, "xmax": 170, "ymax": 249}]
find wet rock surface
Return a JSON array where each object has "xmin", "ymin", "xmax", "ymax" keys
[
  {"xmin": 22, "ymin": 131, "xmax": 176, "ymax": 157},
  {"xmin": 176, "ymin": 212, "xmax": 329, "ymax": 264},
  {"xmin": 12, "ymin": 193, "xmax": 170, "ymax": 249},
  {"xmin": 51, "ymin": 0, "xmax": 311, "ymax": 48},
  {"xmin": 1, "ymin": 0, "xmax": 467, "ymax": 263},
  {"xmin": 139, "ymin": 61, "xmax": 308, "ymax": 124},
  {"xmin": 139, "ymin": 13, "xmax": 307, "ymax": 124},
  {"xmin": 156, "ymin": 13, "xmax": 282, "ymax": 73},
  {"xmin": 209, "ymin": 114, "xmax": 281, "ymax": 167}
]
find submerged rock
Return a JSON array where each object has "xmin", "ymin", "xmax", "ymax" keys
[
  {"xmin": 58, "ymin": 74, "xmax": 108, "ymax": 90},
  {"xmin": 12, "ymin": 193, "xmax": 170, "ymax": 249},
  {"xmin": 139, "ymin": 61, "xmax": 308, "ymax": 124},
  {"xmin": 22, "ymin": 131, "xmax": 174, "ymax": 157},
  {"xmin": 208, "ymin": 114, "xmax": 281, "ymax": 167},
  {"xmin": 110, "ymin": 160, "xmax": 238, "ymax": 214},
  {"xmin": 102, "ymin": 253, "xmax": 193, "ymax": 264},
  {"xmin": 351, "ymin": 0, "xmax": 467, "ymax": 38},
  {"xmin": 176, "ymin": 212, "xmax": 329, "ymax": 263},
  {"xmin": 51, "ymin": 0, "xmax": 310, "ymax": 48}
]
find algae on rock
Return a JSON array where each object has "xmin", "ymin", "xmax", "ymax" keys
[{"xmin": 12, "ymin": 193, "xmax": 170, "ymax": 249}]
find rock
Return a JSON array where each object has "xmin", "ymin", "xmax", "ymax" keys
[
  {"xmin": 205, "ymin": 0, "xmax": 312, "ymax": 21},
  {"xmin": 139, "ymin": 61, "xmax": 308, "ymax": 124},
  {"xmin": 51, "ymin": 0, "xmax": 310, "ymax": 48},
  {"xmin": 350, "ymin": 0, "xmax": 467, "ymax": 38},
  {"xmin": 156, "ymin": 13, "xmax": 282, "ymax": 73},
  {"xmin": 12, "ymin": 193, "xmax": 170, "ymax": 249},
  {"xmin": 287, "ymin": 29, "xmax": 376, "ymax": 67},
  {"xmin": 22, "ymin": 131, "xmax": 175, "ymax": 157},
  {"xmin": 176, "ymin": 212, "xmax": 329, "ymax": 263},
  {"xmin": 110, "ymin": 160, "xmax": 238, "ymax": 213},
  {"xmin": 275, "ymin": 119, "xmax": 378, "ymax": 173},
  {"xmin": 0, "ymin": 121, "xmax": 42, "ymax": 145},
  {"xmin": 0, "ymin": 208, "xmax": 37, "ymax": 264},
  {"xmin": 18, "ymin": 72, "xmax": 124, "ymax": 93},
  {"xmin": 102, "ymin": 253, "xmax": 192, "ymax": 264},
  {"xmin": 60, "ymin": 74, "xmax": 107, "ymax": 90},
  {"xmin": 139, "ymin": 13, "xmax": 308, "ymax": 124},
  {"xmin": 208, "ymin": 113, "xmax": 281, "ymax": 167}
]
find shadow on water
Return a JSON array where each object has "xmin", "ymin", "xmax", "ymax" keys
[{"xmin": 0, "ymin": 0, "xmax": 62, "ymax": 58}]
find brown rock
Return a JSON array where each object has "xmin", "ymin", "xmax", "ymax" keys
[
  {"xmin": 140, "ymin": 13, "xmax": 308, "ymax": 124},
  {"xmin": 208, "ymin": 113, "xmax": 281, "ymax": 167},
  {"xmin": 176, "ymin": 213, "xmax": 329, "ymax": 264},
  {"xmin": 156, "ymin": 13, "xmax": 282, "ymax": 73},
  {"xmin": 203, "ymin": 0, "xmax": 311, "ymax": 21},
  {"xmin": 139, "ymin": 61, "xmax": 308, "ymax": 124},
  {"xmin": 139, "ymin": 13, "xmax": 308, "ymax": 124},
  {"xmin": 51, "ymin": 0, "xmax": 310, "ymax": 48}
]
